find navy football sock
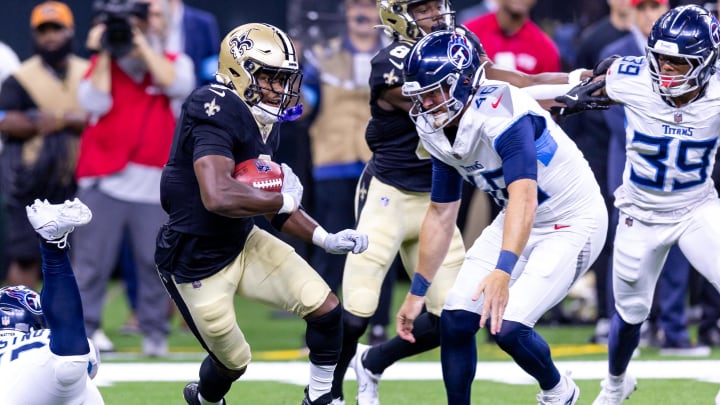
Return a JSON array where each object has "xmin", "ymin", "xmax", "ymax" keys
[
  {"xmin": 608, "ymin": 313, "xmax": 641, "ymax": 376},
  {"xmin": 39, "ymin": 242, "xmax": 90, "ymax": 356},
  {"xmin": 363, "ymin": 311, "xmax": 440, "ymax": 375},
  {"xmin": 441, "ymin": 310, "xmax": 479, "ymax": 405},
  {"xmin": 306, "ymin": 304, "xmax": 343, "ymax": 365},
  {"xmin": 493, "ymin": 320, "xmax": 559, "ymax": 390},
  {"xmin": 198, "ymin": 355, "xmax": 244, "ymax": 402},
  {"xmin": 331, "ymin": 310, "xmax": 367, "ymax": 398}
]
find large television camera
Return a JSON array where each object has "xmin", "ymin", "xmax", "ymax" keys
[{"xmin": 93, "ymin": 0, "xmax": 149, "ymax": 58}]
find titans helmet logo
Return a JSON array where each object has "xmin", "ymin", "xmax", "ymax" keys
[
  {"xmin": 710, "ymin": 23, "xmax": 720, "ymax": 47},
  {"xmin": 5, "ymin": 287, "xmax": 42, "ymax": 314},
  {"xmin": 447, "ymin": 33, "xmax": 471, "ymax": 69},
  {"xmin": 229, "ymin": 29, "xmax": 255, "ymax": 61}
]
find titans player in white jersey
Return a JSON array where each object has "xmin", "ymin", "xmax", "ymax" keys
[
  {"xmin": 0, "ymin": 198, "xmax": 101, "ymax": 404},
  {"xmin": 569, "ymin": 6, "xmax": 720, "ymax": 405},
  {"xmin": 396, "ymin": 30, "xmax": 607, "ymax": 405}
]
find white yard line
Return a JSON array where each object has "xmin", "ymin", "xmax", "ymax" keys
[{"xmin": 94, "ymin": 360, "xmax": 720, "ymax": 386}]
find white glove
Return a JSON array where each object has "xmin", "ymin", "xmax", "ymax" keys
[
  {"xmin": 313, "ymin": 227, "xmax": 369, "ymax": 254},
  {"xmin": 279, "ymin": 163, "xmax": 303, "ymax": 214}
]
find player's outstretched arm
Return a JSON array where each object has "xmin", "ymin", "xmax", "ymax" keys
[
  {"xmin": 475, "ymin": 179, "xmax": 536, "ymax": 335},
  {"xmin": 278, "ymin": 209, "xmax": 368, "ymax": 255},
  {"xmin": 553, "ymin": 78, "xmax": 612, "ymax": 116},
  {"xmin": 397, "ymin": 199, "xmax": 459, "ymax": 343}
]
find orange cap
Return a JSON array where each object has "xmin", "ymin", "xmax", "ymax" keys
[{"xmin": 30, "ymin": 1, "xmax": 74, "ymax": 29}]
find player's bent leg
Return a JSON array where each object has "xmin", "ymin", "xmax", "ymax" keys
[
  {"xmin": 161, "ymin": 272, "xmax": 248, "ymax": 405},
  {"xmin": 607, "ymin": 313, "xmax": 642, "ymax": 376},
  {"xmin": 678, "ymin": 198, "xmax": 720, "ymax": 290},
  {"xmin": 185, "ymin": 355, "xmax": 244, "ymax": 404},
  {"xmin": 350, "ymin": 305, "xmax": 442, "ymax": 404},
  {"xmin": 331, "ymin": 310, "xmax": 370, "ymax": 400},
  {"xmin": 494, "ymin": 321, "xmax": 559, "ymax": 389},
  {"xmin": 440, "ymin": 309, "xmax": 480, "ymax": 405},
  {"xmin": 363, "ymin": 311, "xmax": 441, "ymax": 375},
  {"xmin": 493, "ymin": 321, "xmax": 581, "ymax": 405}
]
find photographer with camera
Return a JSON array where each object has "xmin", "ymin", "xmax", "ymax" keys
[{"xmin": 73, "ymin": 0, "xmax": 194, "ymax": 357}]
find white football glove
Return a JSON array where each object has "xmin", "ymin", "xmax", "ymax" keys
[
  {"xmin": 313, "ymin": 227, "xmax": 369, "ymax": 254},
  {"xmin": 279, "ymin": 163, "xmax": 303, "ymax": 214}
]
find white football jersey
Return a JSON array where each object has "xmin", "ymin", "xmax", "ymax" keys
[
  {"xmin": 606, "ymin": 56, "xmax": 720, "ymax": 222},
  {"xmin": 416, "ymin": 79, "xmax": 601, "ymax": 224},
  {"xmin": 0, "ymin": 331, "xmax": 102, "ymax": 404},
  {"xmin": 0, "ymin": 330, "xmax": 51, "ymax": 367}
]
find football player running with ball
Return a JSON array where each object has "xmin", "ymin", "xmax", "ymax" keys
[
  {"xmin": 0, "ymin": 198, "xmax": 102, "ymax": 404},
  {"xmin": 336, "ymin": 1, "xmax": 593, "ymax": 404},
  {"xmin": 556, "ymin": 6, "xmax": 720, "ymax": 405},
  {"xmin": 155, "ymin": 23, "xmax": 368, "ymax": 405},
  {"xmin": 395, "ymin": 30, "xmax": 608, "ymax": 405}
]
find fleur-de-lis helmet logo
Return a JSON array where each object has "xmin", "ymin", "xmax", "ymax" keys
[{"xmin": 229, "ymin": 29, "xmax": 254, "ymax": 61}]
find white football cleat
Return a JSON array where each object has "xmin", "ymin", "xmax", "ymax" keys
[
  {"xmin": 351, "ymin": 343, "xmax": 381, "ymax": 405},
  {"xmin": 592, "ymin": 373, "xmax": 637, "ymax": 405},
  {"xmin": 536, "ymin": 371, "xmax": 579, "ymax": 405},
  {"xmin": 26, "ymin": 198, "xmax": 92, "ymax": 248}
]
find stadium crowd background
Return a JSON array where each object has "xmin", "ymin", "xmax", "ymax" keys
[
  {"xmin": 0, "ymin": 0, "xmax": 601, "ymax": 62},
  {"xmin": 1, "ymin": 0, "xmax": 718, "ymax": 357}
]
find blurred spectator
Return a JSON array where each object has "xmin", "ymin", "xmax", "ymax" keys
[
  {"xmin": 557, "ymin": 0, "xmax": 633, "ymax": 341},
  {"xmin": 0, "ymin": 40, "xmax": 20, "ymax": 280},
  {"xmin": 575, "ymin": 0, "xmax": 634, "ymax": 71},
  {"xmin": 464, "ymin": 0, "xmax": 561, "ymax": 74},
  {"xmin": 72, "ymin": 0, "xmax": 194, "ymax": 357},
  {"xmin": 456, "ymin": 0, "xmax": 497, "ymax": 24},
  {"xmin": 0, "ymin": 1, "xmax": 88, "ymax": 289},
  {"xmin": 166, "ymin": 0, "xmax": 220, "ymax": 86},
  {"xmin": 287, "ymin": 0, "xmax": 348, "ymax": 48},
  {"xmin": 303, "ymin": 0, "xmax": 384, "ymax": 293}
]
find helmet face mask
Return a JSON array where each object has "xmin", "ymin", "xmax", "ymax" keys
[
  {"xmin": 646, "ymin": 5, "xmax": 720, "ymax": 99},
  {"xmin": 0, "ymin": 285, "xmax": 46, "ymax": 337},
  {"xmin": 402, "ymin": 30, "xmax": 484, "ymax": 132},
  {"xmin": 217, "ymin": 23, "xmax": 303, "ymax": 122},
  {"xmin": 403, "ymin": 74, "xmax": 466, "ymax": 131},
  {"xmin": 378, "ymin": 0, "xmax": 454, "ymax": 42}
]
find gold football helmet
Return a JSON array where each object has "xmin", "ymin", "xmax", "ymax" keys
[
  {"xmin": 378, "ymin": 0, "xmax": 454, "ymax": 42},
  {"xmin": 217, "ymin": 23, "xmax": 302, "ymax": 121}
]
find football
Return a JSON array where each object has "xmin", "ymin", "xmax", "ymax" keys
[{"xmin": 233, "ymin": 158, "xmax": 284, "ymax": 192}]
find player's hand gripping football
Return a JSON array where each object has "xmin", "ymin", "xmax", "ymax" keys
[
  {"xmin": 280, "ymin": 163, "xmax": 303, "ymax": 212},
  {"xmin": 322, "ymin": 229, "xmax": 368, "ymax": 254}
]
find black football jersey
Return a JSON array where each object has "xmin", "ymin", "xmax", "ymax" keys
[
  {"xmin": 366, "ymin": 40, "xmax": 433, "ymax": 192},
  {"xmin": 156, "ymin": 83, "xmax": 281, "ymax": 282}
]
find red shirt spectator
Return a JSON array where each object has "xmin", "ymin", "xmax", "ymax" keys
[{"xmin": 465, "ymin": 11, "xmax": 560, "ymax": 74}]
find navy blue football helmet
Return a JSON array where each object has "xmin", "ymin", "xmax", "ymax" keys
[
  {"xmin": 646, "ymin": 5, "xmax": 720, "ymax": 98},
  {"xmin": 402, "ymin": 29, "xmax": 484, "ymax": 132},
  {"xmin": 0, "ymin": 285, "xmax": 46, "ymax": 337}
]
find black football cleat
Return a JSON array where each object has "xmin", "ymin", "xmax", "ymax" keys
[
  {"xmin": 184, "ymin": 381, "xmax": 226, "ymax": 405},
  {"xmin": 301, "ymin": 386, "xmax": 334, "ymax": 405}
]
